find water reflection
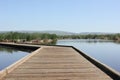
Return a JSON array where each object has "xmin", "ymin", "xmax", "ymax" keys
[
  {"xmin": 0, "ymin": 46, "xmax": 19, "ymax": 54},
  {"xmin": 0, "ymin": 46, "xmax": 30, "ymax": 70},
  {"xmin": 0, "ymin": 46, "xmax": 32, "ymax": 54},
  {"xmin": 59, "ymin": 39, "xmax": 113, "ymax": 43}
]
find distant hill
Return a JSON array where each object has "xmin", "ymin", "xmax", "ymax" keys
[
  {"xmin": 78, "ymin": 32, "xmax": 115, "ymax": 35},
  {"xmin": 0, "ymin": 30, "xmax": 117, "ymax": 36},
  {"xmin": 0, "ymin": 30, "xmax": 76, "ymax": 35},
  {"xmin": 37, "ymin": 30, "xmax": 77, "ymax": 35}
]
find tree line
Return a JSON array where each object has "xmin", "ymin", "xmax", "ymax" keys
[
  {"xmin": 58, "ymin": 34, "xmax": 120, "ymax": 41},
  {"xmin": 0, "ymin": 32, "xmax": 57, "ymax": 44},
  {"xmin": 0, "ymin": 32, "xmax": 120, "ymax": 44}
]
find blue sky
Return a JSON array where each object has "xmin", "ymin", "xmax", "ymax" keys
[{"xmin": 0, "ymin": 0, "xmax": 120, "ymax": 33}]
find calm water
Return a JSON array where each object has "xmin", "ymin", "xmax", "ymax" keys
[
  {"xmin": 0, "ymin": 46, "xmax": 30, "ymax": 70},
  {"xmin": 57, "ymin": 39, "xmax": 120, "ymax": 73}
]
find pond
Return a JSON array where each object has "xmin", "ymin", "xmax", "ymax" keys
[
  {"xmin": 57, "ymin": 39, "xmax": 120, "ymax": 73},
  {"xmin": 0, "ymin": 45, "xmax": 31, "ymax": 70}
]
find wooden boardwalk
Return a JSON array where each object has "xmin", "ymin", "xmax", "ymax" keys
[{"xmin": 1, "ymin": 46, "xmax": 112, "ymax": 80}]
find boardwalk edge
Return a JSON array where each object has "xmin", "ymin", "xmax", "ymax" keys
[
  {"xmin": 72, "ymin": 46, "xmax": 120, "ymax": 80},
  {"xmin": 0, "ymin": 46, "xmax": 41, "ymax": 79}
]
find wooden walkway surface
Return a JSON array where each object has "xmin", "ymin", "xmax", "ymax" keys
[{"xmin": 2, "ymin": 46, "xmax": 112, "ymax": 80}]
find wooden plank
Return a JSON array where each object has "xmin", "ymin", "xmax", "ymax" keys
[
  {"xmin": 2, "ymin": 77, "xmax": 112, "ymax": 80},
  {"xmin": 18, "ymin": 63, "xmax": 95, "ymax": 69},
  {"xmin": 1, "ymin": 46, "xmax": 112, "ymax": 80}
]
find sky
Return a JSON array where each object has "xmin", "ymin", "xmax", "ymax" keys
[{"xmin": 0, "ymin": 0, "xmax": 120, "ymax": 33}]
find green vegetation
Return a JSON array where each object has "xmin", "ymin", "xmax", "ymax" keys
[
  {"xmin": 58, "ymin": 34, "xmax": 120, "ymax": 42},
  {"xmin": 0, "ymin": 32, "xmax": 120, "ymax": 44},
  {"xmin": 0, "ymin": 32, "xmax": 57, "ymax": 45}
]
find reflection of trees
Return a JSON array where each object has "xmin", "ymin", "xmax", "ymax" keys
[
  {"xmin": 114, "ymin": 41, "xmax": 120, "ymax": 44},
  {"xmin": 84, "ymin": 39, "xmax": 113, "ymax": 43},
  {"xmin": 0, "ymin": 46, "xmax": 16, "ymax": 53},
  {"xmin": 0, "ymin": 46, "xmax": 31, "ymax": 54}
]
